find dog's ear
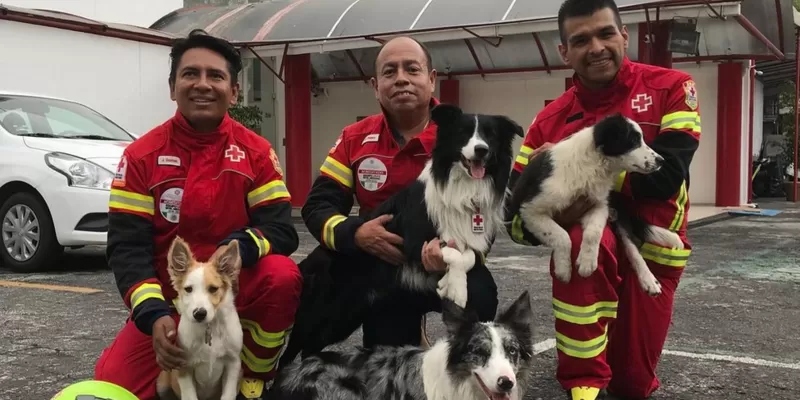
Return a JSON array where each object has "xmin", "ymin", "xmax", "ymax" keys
[
  {"xmin": 212, "ymin": 240, "xmax": 242, "ymax": 278},
  {"xmin": 442, "ymin": 298, "xmax": 479, "ymax": 337},
  {"xmin": 496, "ymin": 290, "xmax": 533, "ymax": 333},
  {"xmin": 492, "ymin": 115, "xmax": 524, "ymax": 139},
  {"xmin": 167, "ymin": 236, "xmax": 193, "ymax": 274},
  {"xmin": 431, "ymin": 103, "xmax": 463, "ymax": 127}
]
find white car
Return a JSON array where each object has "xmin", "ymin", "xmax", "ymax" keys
[{"xmin": 0, "ymin": 91, "xmax": 136, "ymax": 272}]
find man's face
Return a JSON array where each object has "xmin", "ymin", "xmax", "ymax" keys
[
  {"xmin": 371, "ymin": 38, "xmax": 436, "ymax": 114},
  {"xmin": 558, "ymin": 7, "xmax": 629, "ymax": 88},
  {"xmin": 170, "ymin": 47, "xmax": 239, "ymax": 129}
]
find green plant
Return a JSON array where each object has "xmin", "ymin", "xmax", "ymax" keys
[
  {"xmin": 228, "ymin": 95, "xmax": 265, "ymax": 132},
  {"xmin": 777, "ymin": 79, "xmax": 798, "ymax": 167}
]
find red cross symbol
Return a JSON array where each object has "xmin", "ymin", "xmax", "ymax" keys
[
  {"xmin": 225, "ymin": 145, "xmax": 245, "ymax": 162},
  {"xmin": 473, "ymin": 214, "xmax": 484, "ymax": 226},
  {"xmin": 631, "ymin": 93, "xmax": 652, "ymax": 113}
]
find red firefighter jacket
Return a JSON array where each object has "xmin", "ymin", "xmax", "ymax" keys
[
  {"xmin": 301, "ymin": 99, "xmax": 440, "ymax": 255},
  {"xmin": 107, "ymin": 111, "xmax": 298, "ymax": 335},
  {"xmin": 505, "ymin": 58, "xmax": 700, "ymax": 274}
]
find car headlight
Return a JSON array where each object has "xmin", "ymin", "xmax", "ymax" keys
[{"xmin": 45, "ymin": 152, "xmax": 114, "ymax": 190}]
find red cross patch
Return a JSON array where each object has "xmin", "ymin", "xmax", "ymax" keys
[
  {"xmin": 225, "ymin": 145, "xmax": 245, "ymax": 162},
  {"xmin": 683, "ymin": 80, "xmax": 698, "ymax": 110},
  {"xmin": 631, "ymin": 93, "xmax": 652, "ymax": 113},
  {"xmin": 472, "ymin": 212, "xmax": 485, "ymax": 233}
]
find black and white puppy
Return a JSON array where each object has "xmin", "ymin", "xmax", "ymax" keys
[
  {"xmin": 267, "ymin": 291, "xmax": 536, "ymax": 400},
  {"xmin": 280, "ymin": 104, "xmax": 523, "ymax": 364},
  {"xmin": 506, "ymin": 113, "xmax": 684, "ymax": 295}
]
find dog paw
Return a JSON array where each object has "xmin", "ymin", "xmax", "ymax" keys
[
  {"xmin": 440, "ymin": 246, "xmax": 461, "ymax": 266},
  {"xmin": 639, "ymin": 273, "xmax": 662, "ymax": 297},
  {"xmin": 552, "ymin": 250, "xmax": 572, "ymax": 283},
  {"xmin": 576, "ymin": 248, "xmax": 599, "ymax": 278},
  {"xmin": 437, "ymin": 271, "xmax": 468, "ymax": 308}
]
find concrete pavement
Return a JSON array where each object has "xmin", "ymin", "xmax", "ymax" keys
[{"xmin": 1, "ymin": 204, "xmax": 798, "ymax": 399}]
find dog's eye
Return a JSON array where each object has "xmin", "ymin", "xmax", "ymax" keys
[
  {"xmin": 184, "ymin": 286, "xmax": 193, "ymax": 293},
  {"xmin": 208, "ymin": 285, "xmax": 219, "ymax": 294}
]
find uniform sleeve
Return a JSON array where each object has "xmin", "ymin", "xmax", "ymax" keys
[
  {"xmin": 614, "ymin": 76, "xmax": 701, "ymax": 200},
  {"xmin": 107, "ymin": 151, "xmax": 171, "ymax": 336},
  {"xmin": 301, "ymin": 132, "xmax": 365, "ymax": 255},
  {"xmin": 504, "ymin": 118, "xmax": 544, "ymax": 247},
  {"xmin": 219, "ymin": 145, "xmax": 299, "ymax": 267}
]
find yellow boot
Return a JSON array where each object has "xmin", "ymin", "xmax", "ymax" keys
[
  {"xmin": 237, "ymin": 378, "xmax": 266, "ymax": 400},
  {"xmin": 569, "ymin": 386, "xmax": 601, "ymax": 400}
]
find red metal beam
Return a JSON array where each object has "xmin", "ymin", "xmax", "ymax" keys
[
  {"xmin": 733, "ymin": 15, "xmax": 785, "ymax": 60},
  {"xmin": 316, "ymin": 54, "xmax": 781, "ymax": 83},
  {"xmin": 531, "ymin": 32, "xmax": 551, "ymax": 74},
  {"xmin": 244, "ymin": 46, "xmax": 285, "ymax": 84},
  {"xmin": 774, "ymin": 0, "xmax": 785, "ymax": 53},
  {"xmin": 463, "ymin": 39, "xmax": 485, "ymax": 79},
  {"xmin": 0, "ymin": 6, "xmax": 174, "ymax": 46}
]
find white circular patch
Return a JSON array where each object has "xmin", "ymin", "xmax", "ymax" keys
[
  {"xmin": 356, "ymin": 157, "xmax": 388, "ymax": 192},
  {"xmin": 160, "ymin": 187, "xmax": 183, "ymax": 223}
]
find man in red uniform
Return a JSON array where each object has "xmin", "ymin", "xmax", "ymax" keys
[
  {"xmin": 297, "ymin": 36, "xmax": 499, "ymax": 350},
  {"xmin": 504, "ymin": 1, "xmax": 701, "ymax": 399},
  {"xmin": 94, "ymin": 30, "xmax": 302, "ymax": 400}
]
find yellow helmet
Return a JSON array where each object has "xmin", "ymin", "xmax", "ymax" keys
[{"xmin": 51, "ymin": 380, "xmax": 139, "ymax": 400}]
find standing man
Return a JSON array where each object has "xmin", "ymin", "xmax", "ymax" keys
[
  {"xmin": 298, "ymin": 36, "xmax": 499, "ymax": 350},
  {"xmin": 505, "ymin": 1, "xmax": 700, "ymax": 399},
  {"xmin": 94, "ymin": 30, "xmax": 302, "ymax": 400}
]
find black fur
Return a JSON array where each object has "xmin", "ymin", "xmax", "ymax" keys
[
  {"xmin": 506, "ymin": 150, "xmax": 554, "ymax": 218},
  {"xmin": 279, "ymin": 104, "xmax": 522, "ymax": 367},
  {"xmin": 592, "ymin": 112, "xmax": 645, "ymax": 157}
]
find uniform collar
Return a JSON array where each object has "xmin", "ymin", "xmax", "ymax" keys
[
  {"xmin": 572, "ymin": 57, "xmax": 634, "ymax": 109},
  {"xmin": 381, "ymin": 97, "xmax": 440, "ymax": 152},
  {"xmin": 170, "ymin": 110, "xmax": 233, "ymax": 150}
]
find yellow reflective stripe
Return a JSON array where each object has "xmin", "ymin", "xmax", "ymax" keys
[
  {"xmin": 613, "ymin": 171, "xmax": 627, "ymax": 192},
  {"xmin": 130, "ymin": 283, "xmax": 164, "ymax": 309},
  {"xmin": 510, "ymin": 214, "xmax": 532, "ymax": 245},
  {"xmin": 640, "ymin": 243, "xmax": 691, "ymax": 268},
  {"xmin": 552, "ymin": 298, "xmax": 618, "ymax": 325},
  {"xmin": 555, "ymin": 325, "xmax": 609, "ymax": 359},
  {"xmin": 514, "ymin": 145, "xmax": 535, "ymax": 167},
  {"xmin": 245, "ymin": 229, "xmax": 271, "ymax": 257},
  {"xmin": 240, "ymin": 345, "xmax": 280, "ymax": 374},
  {"xmin": 661, "ymin": 111, "xmax": 701, "ymax": 134},
  {"xmin": 320, "ymin": 156, "xmax": 353, "ymax": 188},
  {"xmin": 669, "ymin": 181, "xmax": 688, "ymax": 231},
  {"xmin": 247, "ymin": 180, "xmax": 291, "ymax": 208},
  {"xmin": 240, "ymin": 319, "xmax": 290, "ymax": 349},
  {"xmin": 109, "ymin": 189, "xmax": 154, "ymax": 215},
  {"xmin": 322, "ymin": 214, "xmax": 348, "ymax": 250}
]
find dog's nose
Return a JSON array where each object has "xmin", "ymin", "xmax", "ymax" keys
[
  {"xmin": 193, "ymin": 308, "xmax": 207, "ymax": 322},
  {"xmin": 474, "ymin": 143, "xmax": 489, "ymax": 159},
  {"xmin": 497, "ymin": 376, "xmax": 514, "ymax": 392},
  {"xmin": 654, "ymin": 154, "xmax": 665, "ymax": 166}
]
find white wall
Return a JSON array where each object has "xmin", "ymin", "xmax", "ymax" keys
[
  {"xmin": 0, "ymin": 20, "xmax": 175, "ymax": 135},
  {"xmin": 1, "ymin": 0, "xmax": 182, "ymax": 27},
  {"xmin": 286, "ymin": 62, "xmax": 722, "ymax": 205}
]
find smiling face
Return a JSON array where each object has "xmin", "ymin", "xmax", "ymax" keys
[
  {"xmin": 169, "ymin": 47, "xmax": 239, "ymax": 132},
  {"xmin": 371, "ymin": 37, "xmax": 436, "ymax": 115},
  {"xmin": 558, "ymin": 6, "xmax": 629, "ymax": 89}
]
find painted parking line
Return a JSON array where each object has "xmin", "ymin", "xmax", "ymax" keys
[
  {"xmin": 0, "ymin": 279, "xmax": 103, "ymax": 294},
  {"xmin": 531, "ymin": 339, "xmax": 800, "ymax": 370}
]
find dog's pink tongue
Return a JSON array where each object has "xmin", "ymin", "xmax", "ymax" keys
[{"xmin": 470, "ymin": 162, "xmax": 486, "ymax": 179}]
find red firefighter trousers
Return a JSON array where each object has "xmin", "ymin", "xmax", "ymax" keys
[
  {"xmin": 94, "ymin": 255, "xmax": 302, "ymax": 400},
  {"xmin": 552, "ymin": 224, "xmax": 688, "ymax": 398}
]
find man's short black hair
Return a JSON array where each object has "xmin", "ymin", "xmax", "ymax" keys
[
  {"xmin": 557, "ymin": 0, "xmax": 623, "ymax": 44},
  {"xmin": 168, "ymin": 29, "xmax": 243, "ymax": 85},
  {"xmin": 373, "ymin": 36, "xmax": 434, "ymax": 75}
]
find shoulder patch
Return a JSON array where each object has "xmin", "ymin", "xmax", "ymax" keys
[
  {"xmin": 269, "ymin": 148, "xmax": 284, "ymax": 177},
  {"xmin": 112, "ymin": 156, "xmax": 127, "ymax": 188},
  {"xmin": 683, "ymin": 80, "xmax": 698, "ymax": 110},
  {"xmin": 329, "ymin": 136, "xmax": 342, "ymax": 154}
]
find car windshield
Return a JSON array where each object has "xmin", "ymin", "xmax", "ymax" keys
[{"xmin": 0, "ymin": 94, "xmax": 134, "ymax": 141}]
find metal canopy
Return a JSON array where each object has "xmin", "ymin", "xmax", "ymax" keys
[
  {"xmin": 150, "ymin": 0, "xmax": 661, "ymax": 43},
  {"xmin": 149, "ymin": 0, "xmax": 794, "ymax": 82}
]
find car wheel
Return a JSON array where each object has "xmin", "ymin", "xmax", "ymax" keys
[{"xmin": 0, "ymin": 192, "xmax": 63, "ymax": 273}]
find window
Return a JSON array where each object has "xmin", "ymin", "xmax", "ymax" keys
[{"xmin": 0, "ymin": 95, "xmax": 134, "ymax": 141}]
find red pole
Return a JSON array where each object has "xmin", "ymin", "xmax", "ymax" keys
[{"xmin": 794, "ymin": 27, "xmax": 799, "ymax": 202}]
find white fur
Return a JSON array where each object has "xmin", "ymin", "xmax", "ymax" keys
[
  {"xmin": 421, "ymin": 325, "xmax": 523, "ymax": 400},
  {"xmin": 414, "ymin": 122, "xmax": 504, "ymax": 308},
  {"xmin": 517, "ymin": 117, "xmax": 682, "ymax": 295},
  {"xmin": 173, "ymin": 267, "xmax": 243, "ymax": 400}
]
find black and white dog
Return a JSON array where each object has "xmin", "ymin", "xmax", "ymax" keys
[
  {"xmin": 280, "ymin": 104, "xmax": 523, "ymax": 364},
  {"xmin": 267, "ymin": 290, "xmax": 535, "ymax": 400},
  {"xmin": 506, "ymin": 113, "xmax": 684, "ymax": 296}
]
